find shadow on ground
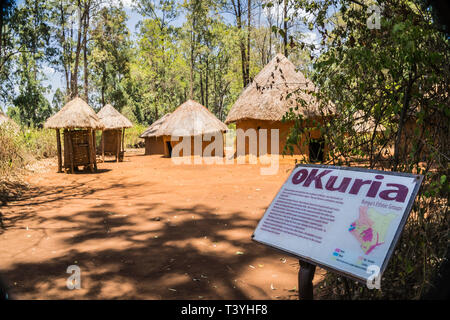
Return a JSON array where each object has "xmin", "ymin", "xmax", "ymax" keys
[{"xmin": 0, "ymin": 181, "xmax": 294, "ymax": 299}]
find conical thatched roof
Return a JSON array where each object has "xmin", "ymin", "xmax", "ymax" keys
[
  {"xmin": 225, "ymin": 53, "xmax": 322, "ymax": 124},
  {"xmin": 97, "ymin": 104, "xmax": 133, "ymax": 129},
  {"xmin": 157, "ymin": 100, "xmax": 227, "ymax": 136},
  {"xmin": 139, "ymin": 113, "xmax": 171, "ymax": 138},
  {"xmin": 44, "ymin": 97, "xmax": 104, "ymax": 129}
]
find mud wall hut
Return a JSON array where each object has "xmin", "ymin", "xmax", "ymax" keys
[
  {"xmin": 139, "ymin": 113, "xmax": 171, "ymax": 155},
  {"xmin": 225, "ymin": 53, "xmax": 330, "ymax": 161},
  {"xmin": 44, "ymin": 97, "xmax": 104, "ymax": 173},
  {"xmin": 156, "ymin": 100, "xmax": 228, "ymax": 157},
  {"xmin": 97, "ymin": 104, "xmax": 133, "ymax": 162}
]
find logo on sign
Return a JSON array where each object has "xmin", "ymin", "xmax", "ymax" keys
[{"xmin": 291, "ymin": 169, "xmax": 409, "ymax": 203}]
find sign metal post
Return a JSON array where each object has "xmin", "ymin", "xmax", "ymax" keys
[{"xmin": 298, "ymin": 260, "xmax": 316, "ymax": 300}]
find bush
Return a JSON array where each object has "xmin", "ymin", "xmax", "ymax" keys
[
  {"xmin": 22, "ymin": 128, "xmax": 58, "ymax": 159},
  {"xmin": 0, "ymin": 122, "xmax": 27, "ymax": 179},
  {"xmin": 124, "ymin": 124, "xmax": 146, "ymax": 148},
  {"xmin": 0, "ymin": 125, "xmax": 57, "ymax": 181}
]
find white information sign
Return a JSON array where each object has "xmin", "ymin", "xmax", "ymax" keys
[{"xmin": 252, "ymin": 164, "xmax": 423, "ymax": 282}]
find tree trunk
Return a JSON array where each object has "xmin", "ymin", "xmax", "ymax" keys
[
  {"xmin": 101, "ymin": 66, "xmax": 106, "ymax": 106},
  {"xmin": 246, "ymin": 0, "xmax": 251, "ymax": 83},
  {"xmin": 200, "ymin": 69, "xmax": 204, "ymax": 106},
  {"xmin": 393, "ymin": 66, "xmax": 416, "ymax": 171},
  {"xmin": 59, "ymin": 0, "xmax": 70, "ymax": 93},
  {"xmin": 283, "ymin": 0, "xmax": 288, "ymax": 57},
  {"xmin": 231, "ymin": 0, "xmax": 248, "ymax": 88},
  {"xmin": 83, "ymin": 8, "xmax": 89, "ymax": 103},
  {"xmin": 70, "ymin": 1, "xmax": 86, "ymax": 98},
  {"xmin": 0, "ymin": 2, "xmax": 4, "ymax": 66},
  {"xmin": 205, "ymin": 56, "xmax": 209, "ymax": 109},
  {"xmin": 189, "ymin": 31, "xmax": 195, "ymax": 99}
]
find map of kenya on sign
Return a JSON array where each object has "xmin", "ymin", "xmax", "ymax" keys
[{"xmin": 252, "ymin": 164, "xmax": 423, "ymax": 282}]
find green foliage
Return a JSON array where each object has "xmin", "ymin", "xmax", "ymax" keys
[
  {"xmin": 89, "ymin": 4, "xmax": 132, "ymax": 111},
  {"xmin": 4, "ymin": 0, "xmax": 54, "ymax": 127},
  {"xmin": 22, "ymin": 127, "xmax": 57, "ymax": 159},
  {"xmin": 282, "ymin": 0, "xmax": 449, "ymax": 299},
  {"xmin": 124, "ymin": 124, "xmax": 147, "ymax": 148},
  {"xmin": 9, "ymin": 59, "xmax": 53, "ymax": 127}
]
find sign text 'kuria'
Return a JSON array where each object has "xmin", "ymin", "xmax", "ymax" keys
[{"xmin": 291, "ymin": 169, "xmax": 409, "ymax": 203}]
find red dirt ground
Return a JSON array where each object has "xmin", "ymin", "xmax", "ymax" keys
[{"xmin": 0, "ymin": 150, "xmax": 325, "ymax": 299}]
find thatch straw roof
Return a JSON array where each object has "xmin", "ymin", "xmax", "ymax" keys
[
  {"xmin": 97, "ymin": 104, "xmax": 133, "ymax": 130},
  {"xmin": 225, "ymin": 53, "xmax": 323, "ymax": 124},
  {"xmin": 0, "ymin": 110, "xmax": 10, "ymax": 125},
  {"xmin": 352, "ymin": 111, "xmax": 386, "ymax": 133},
  {"xmin": 44, "ymin": 97, "xmax": 104, "ymax": 130},
  {"xmin": 157, "ymin": 100, "xmax": 228, "ymax": 136},
  {"xmin": 139, "ymin": 113, "xmax": 171, "ymax": 138}
]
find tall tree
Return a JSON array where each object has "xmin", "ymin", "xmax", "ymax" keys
[
  {"xmin": 229, "ymin": 0, "xmax": 251, "ymax": 87},
  {"xmin": 8, "ymin": 0, "xmax": 53, "ymax": 127},
  {"xmin": 0, "ymin": 0, "xmax": 17, "ymax": 104},
  {"xmin": 90, "ymin": 4, "xmax": 131, "ymax": 110}
]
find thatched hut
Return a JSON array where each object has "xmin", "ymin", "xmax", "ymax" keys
[
  {"xmin": 156, "ymin": 100, "xmax": 228, "ymax": 157},
  {"xmin": 225, "ymin": 53, "xmax": 328, "ymax": 161},
  {"xmin": 139, "ymin": 113, "xmax": 171, "ymax": 155},
  {"xmin": 97, "ymin": 104, "xmax": 133, "ymax": 162},
  {"xmin": 44, "ymin": 97, "xmax": 104, "ymax": 173}
]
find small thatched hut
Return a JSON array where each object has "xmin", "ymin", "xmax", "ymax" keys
[
  {"xmin": 225, "ymin": 53, "xmax": 329, "ymax": 161},
  {"xmin": 44, "ymin": 97, "xmax": 104, "ymax": 173},
  {"xmin": 139, "ymin": 113, "xmax": 171, "ymax": 155},
  {"xmin": 97, "ymin": 104, "xmax": 133, "ymax": 162},
  {"xmin": 156, "ymin": 100, "xmax": 228, "ymax": 157}
]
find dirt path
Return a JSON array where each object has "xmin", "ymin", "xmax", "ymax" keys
[{"xmin": 0, "ymin": 150, "xmax": 325, "ymax": 299}]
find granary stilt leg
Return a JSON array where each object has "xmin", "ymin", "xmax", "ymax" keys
[
  {"xmin": 87, "ymin": 129, "xmax": 94, "ymax": 173},
  {"xmin": 116, "ymin": 129, "xmax": 120, "ymax": 162},
  {"xmin": 67, "ymin": 130, "xmax": 74, "ymax": 174},
  {"xmin": 93, "ymin": 130, "xmax": 97, "ymax": 171},
  {"xmin": 121, "ymin": 128, "xmax": 125, "ymax": 161},
  {"xmin": 101, "ymin": 130, "xmax": 105, "ymax": 162}
]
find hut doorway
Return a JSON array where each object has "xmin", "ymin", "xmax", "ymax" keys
[
  {"xmin": 166, "ymin": 141, "xmax": 173, "ymax": 157},
  {"xmin": 309, "ymin": 138, "xmax": 325, "ymax": 162}
]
